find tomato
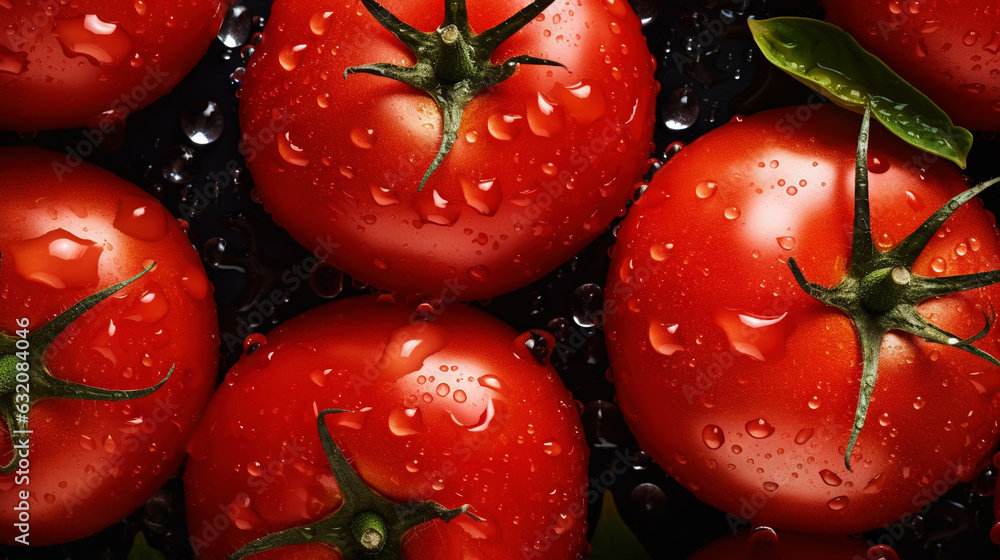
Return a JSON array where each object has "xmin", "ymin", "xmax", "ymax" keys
[
  {"xmin": 604, "ymin": 105, "xmax": 1000, "ymax": 533},
  {"xmin": 0, "ymin": 0, "xmax": 227, "ymax": 131},
  {"xmin": 823, "ymin": 0, "xmax": 1000, "ymax": 131},
  {"xmin": 0, "ymin": 147, "xmax": 219, "ymax": 545},
  {"xmin": 686, "ymin": 527, "xmax": 895, "ymax": 560},
  {"xmin": 239, "ymin": 0, "xmax": 658, "ymax": 299},
  {"xmin": 184, "ymin": 295, "xmax": 588, "ymax": 560}
]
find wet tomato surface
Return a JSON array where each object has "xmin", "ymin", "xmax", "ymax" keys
[
  {"xmin": 184, "ymin": 296, "xmax": 588, "ymax": 559},
  {"xmin": 0, "ymin": 147, "xmax": 219, "ymax": 545}
]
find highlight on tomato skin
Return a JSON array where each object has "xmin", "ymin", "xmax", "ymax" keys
[
  {"xmin": 0, "ymin": 0, "xmax": 228, "ymax": 131},
  {"xmin": 823, "ymin": 0, "xmax": 1000, "ymax": 132},
  {"xmin": 183, "ymin": 295, "xmax": 589, "ymax": 560},
  {"xmin": 239, "ymin": 0, "xmax": 659, "ymax": 300},
  {"xmin": 0, "ymin": 147, "xmax": 220, "ymax": 545},
  {"xmin": 604, "ymin": 104, "xmax": 1000, "ymax": 535}
]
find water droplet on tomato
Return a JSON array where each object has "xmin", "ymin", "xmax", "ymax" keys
[
  {"xmin": 724, "ymin": 206, "xmax": 741, "ymax": 220},
  {"xmin": 453, "ymin": 389, "xmax": 468, "ymax": 403},
  {"xmin": 649, "ymin": 321, "xmax": 684, "ymax": 356},
  {"xmin": 243, "ymin": 333, "xmax": 266, "ymax": 354},
  {"xmin": 963, "ymin": 31, "xmax": 979, "ymax": 46},
  {"xmin": 80, "ymin": 435, "xmax": 96, "ymax": 450},
  {"xmin": 456, "ymin": 514, "xmax": 502, "ymax": 540},
  {"xmin": 819, "ymin": 469, "xmax": 843, "ymax": 486},
  {"xmin": 413, "ymin": 189, "xmax": 461, "ymax": 225},
  {"xmin": 331, "ymin": 407, "xmax": 371, "ymax": 430},
  {"xmin": 467, "ymin": 265, "xmax": 491, "ymax": 282},
  {"xmin": 487, "ymin": 113, "xmax": 524, "ymax": 141},
  {"xmin": 181, "ymin": 100, "xmax": 224, "ymax": 145},
  {"xmin": 731, "ymin": 445, "xmax": 742, "ymax": 454},
  {"xmin": 715, "ymin": 309, "xmax": 794, "ymax": 361},
  {"xmin": 543, "ymin": 441, "xmax": 562, "ymax": 456},
  {"xmin": 794, "ymin": 427, "xmax": 814, "ymax": 444},
  {"xmin": 9, "ymin": 229, "xmax": 103, "ymax": 289},
  {"xmin": 350, "ymin": 125, "xmax": 376, "ymax": 149},
  {"xmin": 695, "ymin": 181, "xmax": 717, "ymax": 199},
  {"xmin": 376, "ymin": 322, "xmax": 451, "ymax": 380},
  {"xmin": 367, "ymin": 183, "xmax": 399, "ymax": 206},
  {"xmin": 512, "ymin": 330, "xmax": 554, "ymax": 365},
  {"xmin": 114, "ymin": 195, "xmax": 168, "ymax": 242},
  {"xmin": 702, "ymin": 425, "xmax": 724, "ymax": 449},
  {"xmin": 123, "ymin": 284, "xmax": 170, "ymax": 324},
  {"xmin": 102, "ymin": 435, "xmax": 116, "ymax": 453},
  {"xmin": 961, "ymin": 83, "xmax": 986, "ymax": 94},
  {"xmin": 649, "ymin": 242, "xmax": 674, "ymax": 262},
  {"xmin": 526, "ymin": 92, "xmax": 565, "ymax": 137},
  {"xmin": 388, "ymin": 407, "xmax": 424, "ymax": 436},
  {"xmin": 309, "ymin": 11, "xmax": 333, "ymax": 36},
  {"xmin": 869, "ymin": 156, "xmax": 890, "ymax": 174},
  {"xmin": 904, "ymin": 190, "xmax": 925, "ymax": 211},
  {"xmin": 863, "ymin": 472, "xmax": 886, "ymax": 494},
  {"xmin": 549, "ymin": 80, "xmax": 607, "ymax": 125},
  {"xmin": 461, "ymin": 177, "xmax": 502, "ymax": 216},
  {"xmin": 776, "ymin": 236, "xmax": 796, "ymax": 251},
  {"xmin": 762, "ymin": 481, "xmax": 779, "ymax": 492},
  {"xmin": 827, "ymin": 495, "xmax": 850, "ymax": 510},
  {"xmin": 278, "ymin": 43, "xmax": 307, "ymax": 70},
  {"xmin": 746, "ymin": 418, "xmax": 775, "ymax": 439},
  {"xmin": 0, "ymin": 46, "xmax": 27, "ymax": 75},
  {"xmin": 278, "ymin": 132, "xmax": 309, "ymax": 167},
  {"xmin": 54, "ymin": 15, "xmax": 134, "ymax": 65},
  {"xmin": 602, "ymin": 0, "xmax": 630, "ymax": 18},
  {"xmin": 913, "ymin": 396, "xmax": 925, "ymax": 409}
]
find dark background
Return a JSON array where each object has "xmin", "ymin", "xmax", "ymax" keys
[{"xmin": 2, "ymin": 0, "xmax": 999, "ymax": 558}]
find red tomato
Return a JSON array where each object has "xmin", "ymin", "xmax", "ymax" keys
[
  {"xmin": 0, "ymin": 147, "xmax": 219, "ymax": 545},
  {"xmin": 604, "ymin": 106, "xmax": 1000, "ymax": 533},
  {"xmin": 823, "ymin": 0, "xmax": 1000, "ymax": 131},
  {"xmin": 240, "ymin": 0, "xmax": 657, "ymax": 299},
  {"xmin": 686, "ymin": 528, "xmax": 895, "ymax": 560},
  {"xmin": 0, "ymin": 0, "xmax": 227, "ymax": 131},
  {"xmin": 184, "ymin": 296, "xmax": 588, "ymax": 559}
]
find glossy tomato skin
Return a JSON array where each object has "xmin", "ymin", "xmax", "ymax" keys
[
  {"xmin": 605, "ymin": 106, "xmax": 1000, "ymax": 534},
  {"xmin": 240, "ymin": 0, "xmax": 657, "ymax": 300},
  {"xmin": 0, "ymin": 147, "xmax": 219, "ymax": 544},
  {"xmin": 0, "ymin": 0, "xmax": 227, "ymax": 131},
  {"xmin": 823, "ymin": 0, "xmax": 1000, "ymax": 131},
  {"xmin": 184, "ymin": 296, "xmax": 588, "ymax": 559}
]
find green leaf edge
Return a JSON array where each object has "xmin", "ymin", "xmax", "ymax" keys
[
  {"xmin": 587, "ymin": 490, "xmax": 651, "ymax": 560},
  {"xmin": 748, "ymin": 16, "xmax": 973, "ymax": 168},
  {"xmin": 127, "ymin": 531, "xmax": 167, "ymax": 560}
]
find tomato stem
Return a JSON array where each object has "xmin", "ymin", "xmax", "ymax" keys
[
  {"xmin": 0, "ymin": 260, "xmax": 172, "ymax": 474},
  {"xmin": 787, "ymin": 104, "xmax": 1000, "ymax": 470},
  {"xmin": 344, "ymin": 0, "xmax": 567, "ymax": 191},
  {"xmin": 228, "ymin": 409, "xmax": 477, "ymax": 560}
]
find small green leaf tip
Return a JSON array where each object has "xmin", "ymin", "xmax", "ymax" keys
[{"xmin": 748, "ymin": 17, "xmax": 973, "ymax": 168}]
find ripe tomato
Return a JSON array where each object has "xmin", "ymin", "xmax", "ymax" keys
[
  {"xmin": 823, "ymin": 0, "xmax": 1000, "ymax": 131},
  {"xmin": 686, "ymin": 528, "xmax": 894, "ymax": 560},
  {"xmin": 0, "ymin": 147, "xmax": 219, "ymax": 545},
  {"xmin": 604, "ymin": 106, "xmax": 1000, "ymax": 533},
  {"xmin": 0, "ymin": 0, "xmax": 227, "ymax": 131},
  {"xmin": 240, "ymin": 0, "xmax": 657, "ymax": 299},
  {"xmin": 184, "ymin": 295, "xmax": 588, "ymax": 559}
]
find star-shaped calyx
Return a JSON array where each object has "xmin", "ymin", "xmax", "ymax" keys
[
  {"xmin": 229, "ymin": 409, "xmax": 475, "ymax": 560},
  {"xmin": 345, "ymin": 0, "xmax": 566, "ymax": 191},
  {"xmin": 788, "ymin": 105, "xmax": 1000, "ymax": 470},
  {"xmin": 0, "ymin": 259, "xmax": 174, "ymax": 473}
]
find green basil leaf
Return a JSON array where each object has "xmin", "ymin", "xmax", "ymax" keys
[
  {"xmin": 127, "ymin": 531, "xmax": 166, "ymax": 560},
  {"xmin": 588, "ymin": 491, "xmax": 651, "ymax": 560},
  {"xmin": 749, "ymin": 16, "xmax": 973, "ymax": 168}
]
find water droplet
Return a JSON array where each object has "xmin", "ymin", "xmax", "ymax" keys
[
  {"xmin": 695, "ymin": 181, "xmax": 717, "ymax": 199},
  {"xmin": 309, "ymin": 11, "xmax": 333, "ymax": 36},
  {"xmin": 731, "ymin": 445, "xmax": 742, "ymax": 454},
  {"xmin": 10, "ymin": 229, "xmax": 103, "ymax": 289},
  {"xmin": 0, "ymin": 46, "xmax": 27, "ymax": 75},
  {"xmin": 869, "ymin": 156, "xmax": 890, "ymax": 174},
  {"xmin": 368, "ymin": 183, "xmax": 400, "ymax": 206},
  {"xmin": 123, "ymin": 286, "xmax": 170, "ymax": 325},
  {"xmin": 879, "ymin": 412, "xmax": 891, "ymax": 426},
  {"xmin": 819, "ymin": 469, "xmax": 843, "ymax": 486},
  {"xmin": 602, "ymin": 0, "xmax": 630, "ymax": 18},
  {"xmin": 963, "ymin": 30, "xmax": 979, "ymax": 46},
  {"xmin": 763, "ymin": 481, "xmax": 779, "ymax": 492},
  {"xmin": 461, "ymin": 177, "xmax": 502, "ymax": 216},
  {"xmin": 80, "ymin": 435, "xmax": 95, "ymax": 450},
  {"xmin": 376, "ymin": 322, "xmax": 451, "ymax": 380},
  {"xmin": 467, "ymin": 265, "xmax": 491, "ymax": 282},
  {"xmin": 309, "ymin": 261, "xmax": 343, "ymax": 298},
  {"xmin": 43, "ymin": 493, "xmax": 56, "ymax": 504},
  {"xmin": 746, "ymin": 418, "xmax": 775, "ymax": 439},
  {"xmin": 913, "ymin": 396, "xmax": 925, "ymax": 409},
  {"xmin": 716, "ymin": 309, "xmax": 794, "ymax": 361},
  {"xmin": 102, "ymin": 434, "xmax": 116, "ymax": 453},
  {"xmin": 350, "ymin": 125, "xmax": 376, "ymax": 149},
  {"xmin": 181, "ymin": 100, "xmax": 224, "ymax": 145},
  {"xmin": 776, "ymin": 236, "xmax": 796, "ymax": 251},
  {"xmin": 649, "ymin": 322, "xmax": 684, "ymax": 356},
  {"xmin": 702, "ymin": 425, "xmax": 725, "ymax": 449},
  {"xmin": 218, "ymin": 4, "xmax": 251, "ymax": 48},
  {"xmin": 512, "ymin": 330, "xmax": 555, "ymax": 365},
  {"xmin": 161, "ymin": 145, "xmax": 198, "ymax": 183},
  {"xmin": 961, "ymin": 83, "xmax": 986, "ymax": 94},
  {"xmin": 571, "ymin": 283, "xmax": 604, "ymax": 328},
  {"xmin": 526, "ymin": 92, "xmax": 565, "ymax": 137},
  {"xmin": 808, "ymin": 396, "xmax": 821, "ymax": 409},
  {"xmin": 243, "ymin": 333, "xmax": 266, "ymax": 354},
  {"xmin": 794, "ymin": 427, "xmax": 814, "ymax": 444},
  {"xmin": 662, "ymin": 86, "xmax": 699, "ymax": 130},
  {"xmin": 905, "ymin": 190, "xmax": 925, "ymax": 211},
  {"xmin": 487, "ymin": 113, "xmax": 524, "ymax": 141},
  {"xmin": 930, "ymin": 258, "xmax": 947, "ymax": 274},
  {"xmin": 650, "ymin": 242, "xmax": 674, "ymax": 262},
  {"xmin": 113, "ymin": 195, "xmax": 168, "ymax": 242},
  {"xmin": 413, "ymin": 189, "xmax": 461, "ymax": 225},
  {"xmin": 54, "ymin": 15, "xmax": 134, "ymax": 65},
  {"xmin": 827, "ymin": 495, "xmax": 850, "ymax": 510},
  {"xmin": 862, "ymin": 473, "xmax": 885, "ymax": 494},
  {"xmin": 549, "ymin": 80, "xmax": 607, "ymax": 125},
  {"xmin": 453, "ymin": 389, "xmax": 467, "ymax": 403},
  {"xmin": 724, "ymin": 206, "xmax": 741, "ymax": 220},
  {"xmin": 278, "ymin": 132, "xmax": 309, "ymax": 167},
  {"xmin": 279, "ymin": 43, "xmax": 307, "ymax": 71},
  {"xmin": 388, "ymin": 407, "xmax": 424, "ymax": 436},
  {"xmin": 543, "ymin": 441, "xmax": 562, "ymax": 456}
]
